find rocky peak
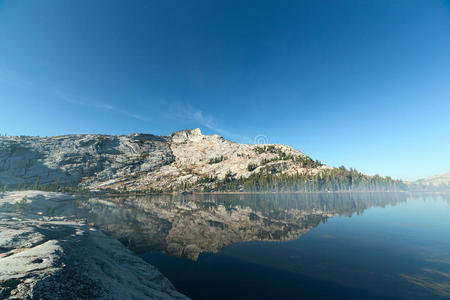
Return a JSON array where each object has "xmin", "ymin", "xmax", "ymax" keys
[{"xmin": 170, "ymin": 128, "xmax": 203, "ymax": 143}]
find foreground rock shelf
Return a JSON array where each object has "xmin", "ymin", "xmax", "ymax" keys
[{"xmin": 0, "ymin": 191, "xmax": 189, "ymax": 299}]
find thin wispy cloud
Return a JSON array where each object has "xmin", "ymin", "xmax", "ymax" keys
[
  {"xmin": 170, "ymin": 102, "xmax": 252, "ymax": 143},
  {"xmin": 53, "ymin": 88, "xmax": 150, "ymax": 122},
  {"xmin": 53, "ymin": 89, "xmax": 84, "ymax": 105},
  {"xmin": 54, "ymin": 90, "xmax": 250, "ymax": 142}
]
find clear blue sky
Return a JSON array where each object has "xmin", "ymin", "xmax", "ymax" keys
[{"xmin": 1, "ymin": 0, "xmax": 449, "ymax": 180}]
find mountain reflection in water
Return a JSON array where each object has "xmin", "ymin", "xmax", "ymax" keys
[{"xmin": 74, "ymin": 192, "xmax": 408, "ymax": 260}]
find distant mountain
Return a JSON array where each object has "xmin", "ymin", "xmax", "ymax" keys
[
  {"xmin": 0, "ymin": 129, "xmax": 404, "ymax": 192},
  {"xmin": 413, "ymin": 172, "xmax": 450, "ymax": 189}
]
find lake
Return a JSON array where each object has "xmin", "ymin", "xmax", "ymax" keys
[{"xmin": 73, "ymin": 192, "xmax": 450, "ymax": 299}]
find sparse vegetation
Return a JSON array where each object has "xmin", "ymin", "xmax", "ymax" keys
[
  {"xmin": 195, "ymin": 175, "xmax": 217, "ymax": 184},
  {"xmin": 34, "ymin": 176, "xmax": 40, "ymax": 190},
  {"xmin": 254, "ymin": 146, "xmax": 322, "ymax": 168},
  {"xmin": 14, "ymin": 196, "xmax": 29, "ymax": 213},
  {"xmin": 254, "ymin": 145, "xmax": 279, "ymax": 154},
  {"xmin": 247, "ymin": 163, "xmax": 258, "ymax": 172},
  {"xmin": 208, "ymin": 155, "xmax": 227, "ymax": 164}
]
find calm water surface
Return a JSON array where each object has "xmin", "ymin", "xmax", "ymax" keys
[{"xmin": 75, "ymin": 193, "xmax": 450, "ymax": 299}]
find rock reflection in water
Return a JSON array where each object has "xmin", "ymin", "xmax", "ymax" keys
[{"xmin": 74, "ymin": 193, "xmax": 407, "ymax": 260}]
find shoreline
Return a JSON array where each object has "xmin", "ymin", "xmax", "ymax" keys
[
  {"xmin": 0, "ymin": 191, "xmax": 189, "ymax": 299},
  {"xmin": 3, "ymin": 188, "xmax": 447, "ymax": 198},
  {"xmin": 69, "ymin": 189, "xmax": 448, "ymax": 197}
]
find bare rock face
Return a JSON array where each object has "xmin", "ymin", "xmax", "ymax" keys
[
  {"xmin": 0, "ymin": 129, "xmax": 328, "ymax": 191},
  {"xmin": 0, "ymin": 191, "xmax": 189, "ymax": 299},
  {"xmin": 0, "ymin": 134, "xmax": 174, "ymax": 190},
  {"xmin": 169, "ymin": 128, "xmax": 203, "ymax": 143}
]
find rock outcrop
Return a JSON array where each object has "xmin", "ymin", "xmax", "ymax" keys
[
  {"xmin": 0, "ymin": 191, "xmax": 189, "ymax": 299},
  {"xmin": 0, "ymin": 130, "xmax": 329, "ymax": 192}
]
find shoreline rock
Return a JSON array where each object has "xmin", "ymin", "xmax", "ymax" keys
[{"xmin": 0, "ymin": 191, "xmax": 189, "ymax": 299}]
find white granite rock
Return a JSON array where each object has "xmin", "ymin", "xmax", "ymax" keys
[
  {"xmin": 0, "ymin": 191, "xmax": 189, "ymax": 299},
  {"xmin": 0, "ymin": 129, "xmax": 329, "ymax": 191}
]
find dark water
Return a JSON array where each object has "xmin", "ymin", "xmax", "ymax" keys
[{"xmin": 74, "ymin": 193, "xmax": 450, "ymax": 299}]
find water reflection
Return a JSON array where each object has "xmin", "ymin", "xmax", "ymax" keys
[{"xmin": 74, "ymin": 192, "xmax": 408, "ymax": 260}]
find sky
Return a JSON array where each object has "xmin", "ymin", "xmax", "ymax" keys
[{"xmin": 0, "ymin": 0, "xmax": 449, "ymax": 181}]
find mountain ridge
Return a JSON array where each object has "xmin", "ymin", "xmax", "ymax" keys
[{"xmin": 0, "ymin": 129, "xmax": 404, "ymax": 192}]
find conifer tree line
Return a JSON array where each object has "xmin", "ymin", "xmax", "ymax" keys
[
  {"xmin": 202, "ymin": 166, "xmax": 406, "ymax": 192},
  {"xmin": 1, "ymin": 166, "xmax": 406, "ymax": 194}
]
